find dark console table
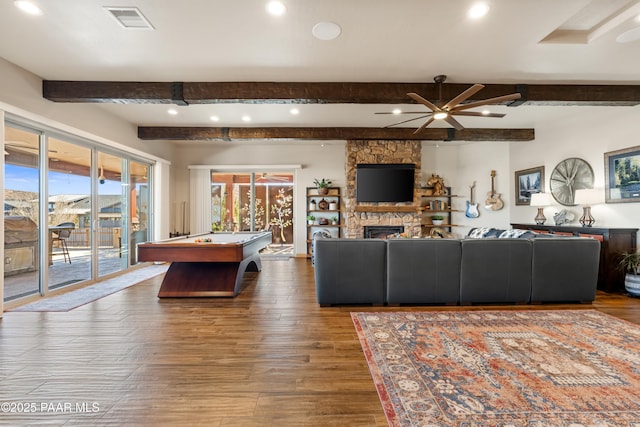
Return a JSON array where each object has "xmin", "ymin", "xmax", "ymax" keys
[{"xmin": 511, "ymin": 223, "xmax": 637, "ymax": 293}]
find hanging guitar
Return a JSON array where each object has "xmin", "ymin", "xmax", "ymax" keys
[
  {"xmin": 465, "ymin": 181, "xmax": 479, "ymax": 218},
  {"xmin": 485, "ymin": 170, "xmax": 504, "ymax": 211}
]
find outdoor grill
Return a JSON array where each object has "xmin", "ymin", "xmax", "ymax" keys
[{"xmin": 4, "ymin": 216, "xmax": 38, "ymax": 276}]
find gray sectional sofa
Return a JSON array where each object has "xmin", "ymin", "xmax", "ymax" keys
[{"xmin": 313, "ymin": 235, "xmax": 600, "ymax": 306}]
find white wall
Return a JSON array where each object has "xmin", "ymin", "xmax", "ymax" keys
[
  {"xmin": 510, "ymin": 106, "xmax": 640, "ymax": 247},
  {"xmin": 422, "ymin": 141, "xmax": 512, "ymax": 238},
  {"xmin": 173, "ymin": 141, "xmax": 346, "ymax": 255}
]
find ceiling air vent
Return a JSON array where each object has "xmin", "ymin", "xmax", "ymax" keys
[{"xmin": 104, "ymin": 7, "xmax": 154, "ymax": 29}]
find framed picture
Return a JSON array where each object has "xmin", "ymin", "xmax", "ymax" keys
[
  {"xmin": 514, "ymin": 166, "xmax": 545, "ymax": 206},
  {"xmin": 604, "ymin": 145, "xmax": 640, "ymax": 203}
]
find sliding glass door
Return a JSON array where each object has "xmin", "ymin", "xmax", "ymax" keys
[
  {"xmin": 211, "ymin": 171, "xmax": 294, "ymax": 253},
  {"xmin": 3, "ymin": 124, "xmax": 41, "ymax": 300},
  {"xmin": 3, "ymin": 118, "xmax": 154, "ymax": 303}
]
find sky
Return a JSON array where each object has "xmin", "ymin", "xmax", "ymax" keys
[{"xmin": 5, "ymin": 164, "xmax": 122, "ymax": 195}]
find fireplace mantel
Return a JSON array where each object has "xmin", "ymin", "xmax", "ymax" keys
[{"xmin": 354, "ymin": 205, "xmax": 420, "ymax": 213}]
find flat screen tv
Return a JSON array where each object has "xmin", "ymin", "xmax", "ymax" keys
[{"xmin": 356, "ymin": 163, "xmax": 415, "ymax": 203}]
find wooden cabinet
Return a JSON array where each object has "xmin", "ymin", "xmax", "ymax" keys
[
  {"xmin": 420, "ymin": 186, "xmax": 460, "ymax": 236},
  {"xmin": 511, "ymin": 223, "xmax": 638, "ymax": 293},
  {"xmin": 306, "ymin": 187, "xmax": 342, "ymax": 257}
]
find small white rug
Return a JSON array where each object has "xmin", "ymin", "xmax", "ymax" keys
[{"xmin": 10, "ymin": 263, "xmax": 169, "ymax": 312}]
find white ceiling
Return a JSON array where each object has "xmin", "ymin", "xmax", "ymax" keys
[{"xmin": 1, "ymin": 0, "xmax": 640, "ymax": 133}]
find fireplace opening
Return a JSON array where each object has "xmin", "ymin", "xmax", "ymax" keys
[{"xmin": 364, "ymin": 225, "xmax": 404, "ymax": 239}]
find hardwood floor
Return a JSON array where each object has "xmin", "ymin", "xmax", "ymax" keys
[{"xmin": 1, "ymin": 258, "xmax": 640, "ymax": 426}]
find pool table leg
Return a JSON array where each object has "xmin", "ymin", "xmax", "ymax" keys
[{"xmin": 157, "ymin": 253, "xmax": 262, "ymax": 298}]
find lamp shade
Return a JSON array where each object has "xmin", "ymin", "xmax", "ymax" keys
[
  {"xmin": 574, "ymin": 188, "xmax": 604, "ymax": 206},
  {"xmin": 529, "ymin": 192, "xmax": 551, "ymax": 207}
]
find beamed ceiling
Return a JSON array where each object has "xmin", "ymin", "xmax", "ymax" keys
[{"xmin": 2, "ymin": 1, "xmax": 640, "ymax": 142}]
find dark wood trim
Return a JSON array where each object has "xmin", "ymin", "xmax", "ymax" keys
[
  {"xmin": 43, "ymin": 80, "xmax": 640, "ymax": 106},
  {"xmin": 137, "ymin": 126, "xmax": 535, "ymax": 141}
]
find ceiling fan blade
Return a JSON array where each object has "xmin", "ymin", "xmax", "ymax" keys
[
  {"xmin": 444, "ymin": 115, "xmax": 465, "ymax": 130},
  {"xmin": 452, "ymin": 111, "xmax": 506, "ymax": 118},
  {"xmin": 442, "ymin": 84, "xmax": 485, "ymax": 110},
  {"xmin": 413, "ymin": 117, "xmax": 436, "ymax": 134},
  {"xmin": 374, "ymin": 111, "xmax": 430, "ymax": 115},
  {"xmin": 452, "ymin": 93, "xmax": 522, "ymax": 112},
  {"xmin": 384, "ymin": 114, "xmax": 431, "ymax": 128},
  {"xmin": 407, "ymin": 93, "xmax": 440, "ymax": 112}
]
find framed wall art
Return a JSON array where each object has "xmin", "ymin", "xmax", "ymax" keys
[
  {"xmin": 604, "ymin": 145, "xmax": 640, "ymax": 203},
  {"xmin": 514, "ymin": 166, "xmax": 544, "ymax": 206}
]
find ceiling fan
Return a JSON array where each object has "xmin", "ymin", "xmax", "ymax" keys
[
  {"xmin": 377, "ymin": 75, "xmax": 522, "ymax": 134},
  {"xmin": 256, "ymin": 173, "xmax": 291, "ymax": 182}
]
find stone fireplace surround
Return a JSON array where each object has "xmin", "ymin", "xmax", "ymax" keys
[{"xmin": 345, "ymin": 140, "xmax": 422, "ymax": 238}]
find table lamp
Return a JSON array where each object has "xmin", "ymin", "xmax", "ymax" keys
[
  {"xmin": 574, "ymin": 188, "xmax": 603, "ymax": 227},
  {"xmin": 530, "ymin": 192, "xmax": 551, "ymax": 225}
]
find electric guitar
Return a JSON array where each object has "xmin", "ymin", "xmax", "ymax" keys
[
  {"xmin": 465, "ymin": 181, "xmax": 479, "ymax": 218},
  {"xmin": 485, "ymin": 170, "xmax": 504, "ymax": 211}
]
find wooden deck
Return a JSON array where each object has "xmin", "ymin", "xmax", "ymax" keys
[{"xmin": 1, "ymin": 257, "xmax": 639, "ymax": 426}]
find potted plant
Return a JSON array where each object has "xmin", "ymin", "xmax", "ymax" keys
[
  {"xmin": 307, "ymin": 215, "xmax": 315, "ymax": 225},
  {"xmin": 619, "ymin": 251, "xmax": 640, "ymax": 296},
  {"xmin": 431, "ymin": 215, "xmax": 444, "ymax": 226},
  {"xmin": 331, "ymin": 216, "xmax": 339, "ymax": 225},
  {"xmin": 314, "ymin": 178, "xmax": 332, "ymax": 195}
]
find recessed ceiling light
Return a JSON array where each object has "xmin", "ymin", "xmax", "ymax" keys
[
  {"xmin": 482, "ymin": 110, "xmax": 490, "ymax": 115},
  {"xmin": 210, "ymin": 115, "xmax": 219, "ymax": 122},
  {"xmin": 168, "ymin": 109, "xmax": 178, "ymax": 115},
  {"xmin": 266, "ymin": 1, "xmax": 286, "ymax": 16},
  {"xmin": 290, "ymin": 108, "xmax": 299, "ymax": 115},
  {"xmin": 242, "ymin": 115, "xmax": 251, "ymax": 122},
  {"xmin": 468, "ymin": 3, "xmax": 490, "ymax": 19},
  {"xmin": 14, "ymin": 0, "xmax": 42, "ymax": 15},
  {"xmin": 312, "ymin": 22, "xmax": 342, "ymax": 40},
  {"xmin": 392, "ymin": 108, "xmax": 402, "ymax": 115}
]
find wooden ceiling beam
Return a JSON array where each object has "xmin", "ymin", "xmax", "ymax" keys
[
  {"xmin": 43, "ymin": 80, "xmax": 640, "ymax": 106},
  {"xmin": 137, "ymin": 127, "xmax": 535, "ymax": 142}
]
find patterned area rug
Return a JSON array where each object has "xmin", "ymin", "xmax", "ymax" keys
[
  {"xmin": 10, "ymin": 263, "xmax": 169, "ymax": 312},
  {"xmin": 352, "ymin": 310, "xmax": 640, "ymax": 426}
]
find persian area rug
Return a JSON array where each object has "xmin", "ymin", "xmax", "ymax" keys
[
  {"xmin": 10, "ymin": 263, "xmax": 169, "ymax": 312},
  {"xmin": 352, "ymin": 310, "xmax": 640, "ymax": 426}
]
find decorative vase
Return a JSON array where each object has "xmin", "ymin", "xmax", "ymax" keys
[
  {"xmin": 309, "ymin": 200, "xmax": 317, "ymax": 211},
  {"xmin": 625, "ymin": 273, "xmax": 640, "ymax": 297},
  {"xmin": 329, "ymin": 201, "xmax": 338, "ymax": 210}
]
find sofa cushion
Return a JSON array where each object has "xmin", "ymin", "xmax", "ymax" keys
[
  {"xmin": 386, "ymin": 239, "xmax": 461, "ymax": 305},
  {"xmin": 530, "ymin": 238, "xmax": 600, "ymax": 303},
  {"xmin": 313, "ymin": 238, "xmax": 387, "ymax": 306},
  {"xmin": 460, "ymin": 238, "xmax": 533, "ymax": 304}
]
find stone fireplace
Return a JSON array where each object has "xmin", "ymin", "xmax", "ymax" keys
[{"xmin": 345, "ymin": 140, "xmax": 422, "ymax": 238}]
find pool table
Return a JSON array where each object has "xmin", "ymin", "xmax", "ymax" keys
[{"xmin": 137, "ymin": 231, "xmax": 272, "ymax": 297}]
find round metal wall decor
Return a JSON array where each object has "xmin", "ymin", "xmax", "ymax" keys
[{"xmin": 549, "ymin": 157, "xmax": 594, "ymax": 206}]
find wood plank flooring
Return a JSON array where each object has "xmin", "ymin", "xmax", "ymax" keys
[{"xmin": 1, "ymin": 258, "xmax": 640, "ymax": 426}]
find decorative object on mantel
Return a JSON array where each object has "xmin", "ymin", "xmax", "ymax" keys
[
  {"xmin": 574, "ymin": 188, "xmax": 604, "ymax": 227},
  {"xmin": 549, "ymin": 157, "xmax": 594, "ymax": 206},
  {"xmin": 619, "ymin": 251, "xmax": 640, "ymax": 296},
  {"xmin": 318, "ymin": 217, "xmax": 329, "ymax": 225},
  {"xmin": 604, "ymin": 145, "xmax": 640, "ymax": 203},
  {"xmin": 484, "ymin": 170, "xmax": 504, "ymax": 211},
  {"xmin": 553, "ymin": 209, "xmax": 574, "ymax": 226},
  {"xmin": 530, "ymin": 192, "xmax": 552, "ymax": 225},
  {"xmin": 426, "ymin": 173, "xmax": 447, "ymax": 196},
  {"xmin": 465, "ymin": 181, "xmax": 479, "ymax": 218},
  {"xmin": 313, "ymin": 178, "xmax": 332, "ymax": 195}
]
